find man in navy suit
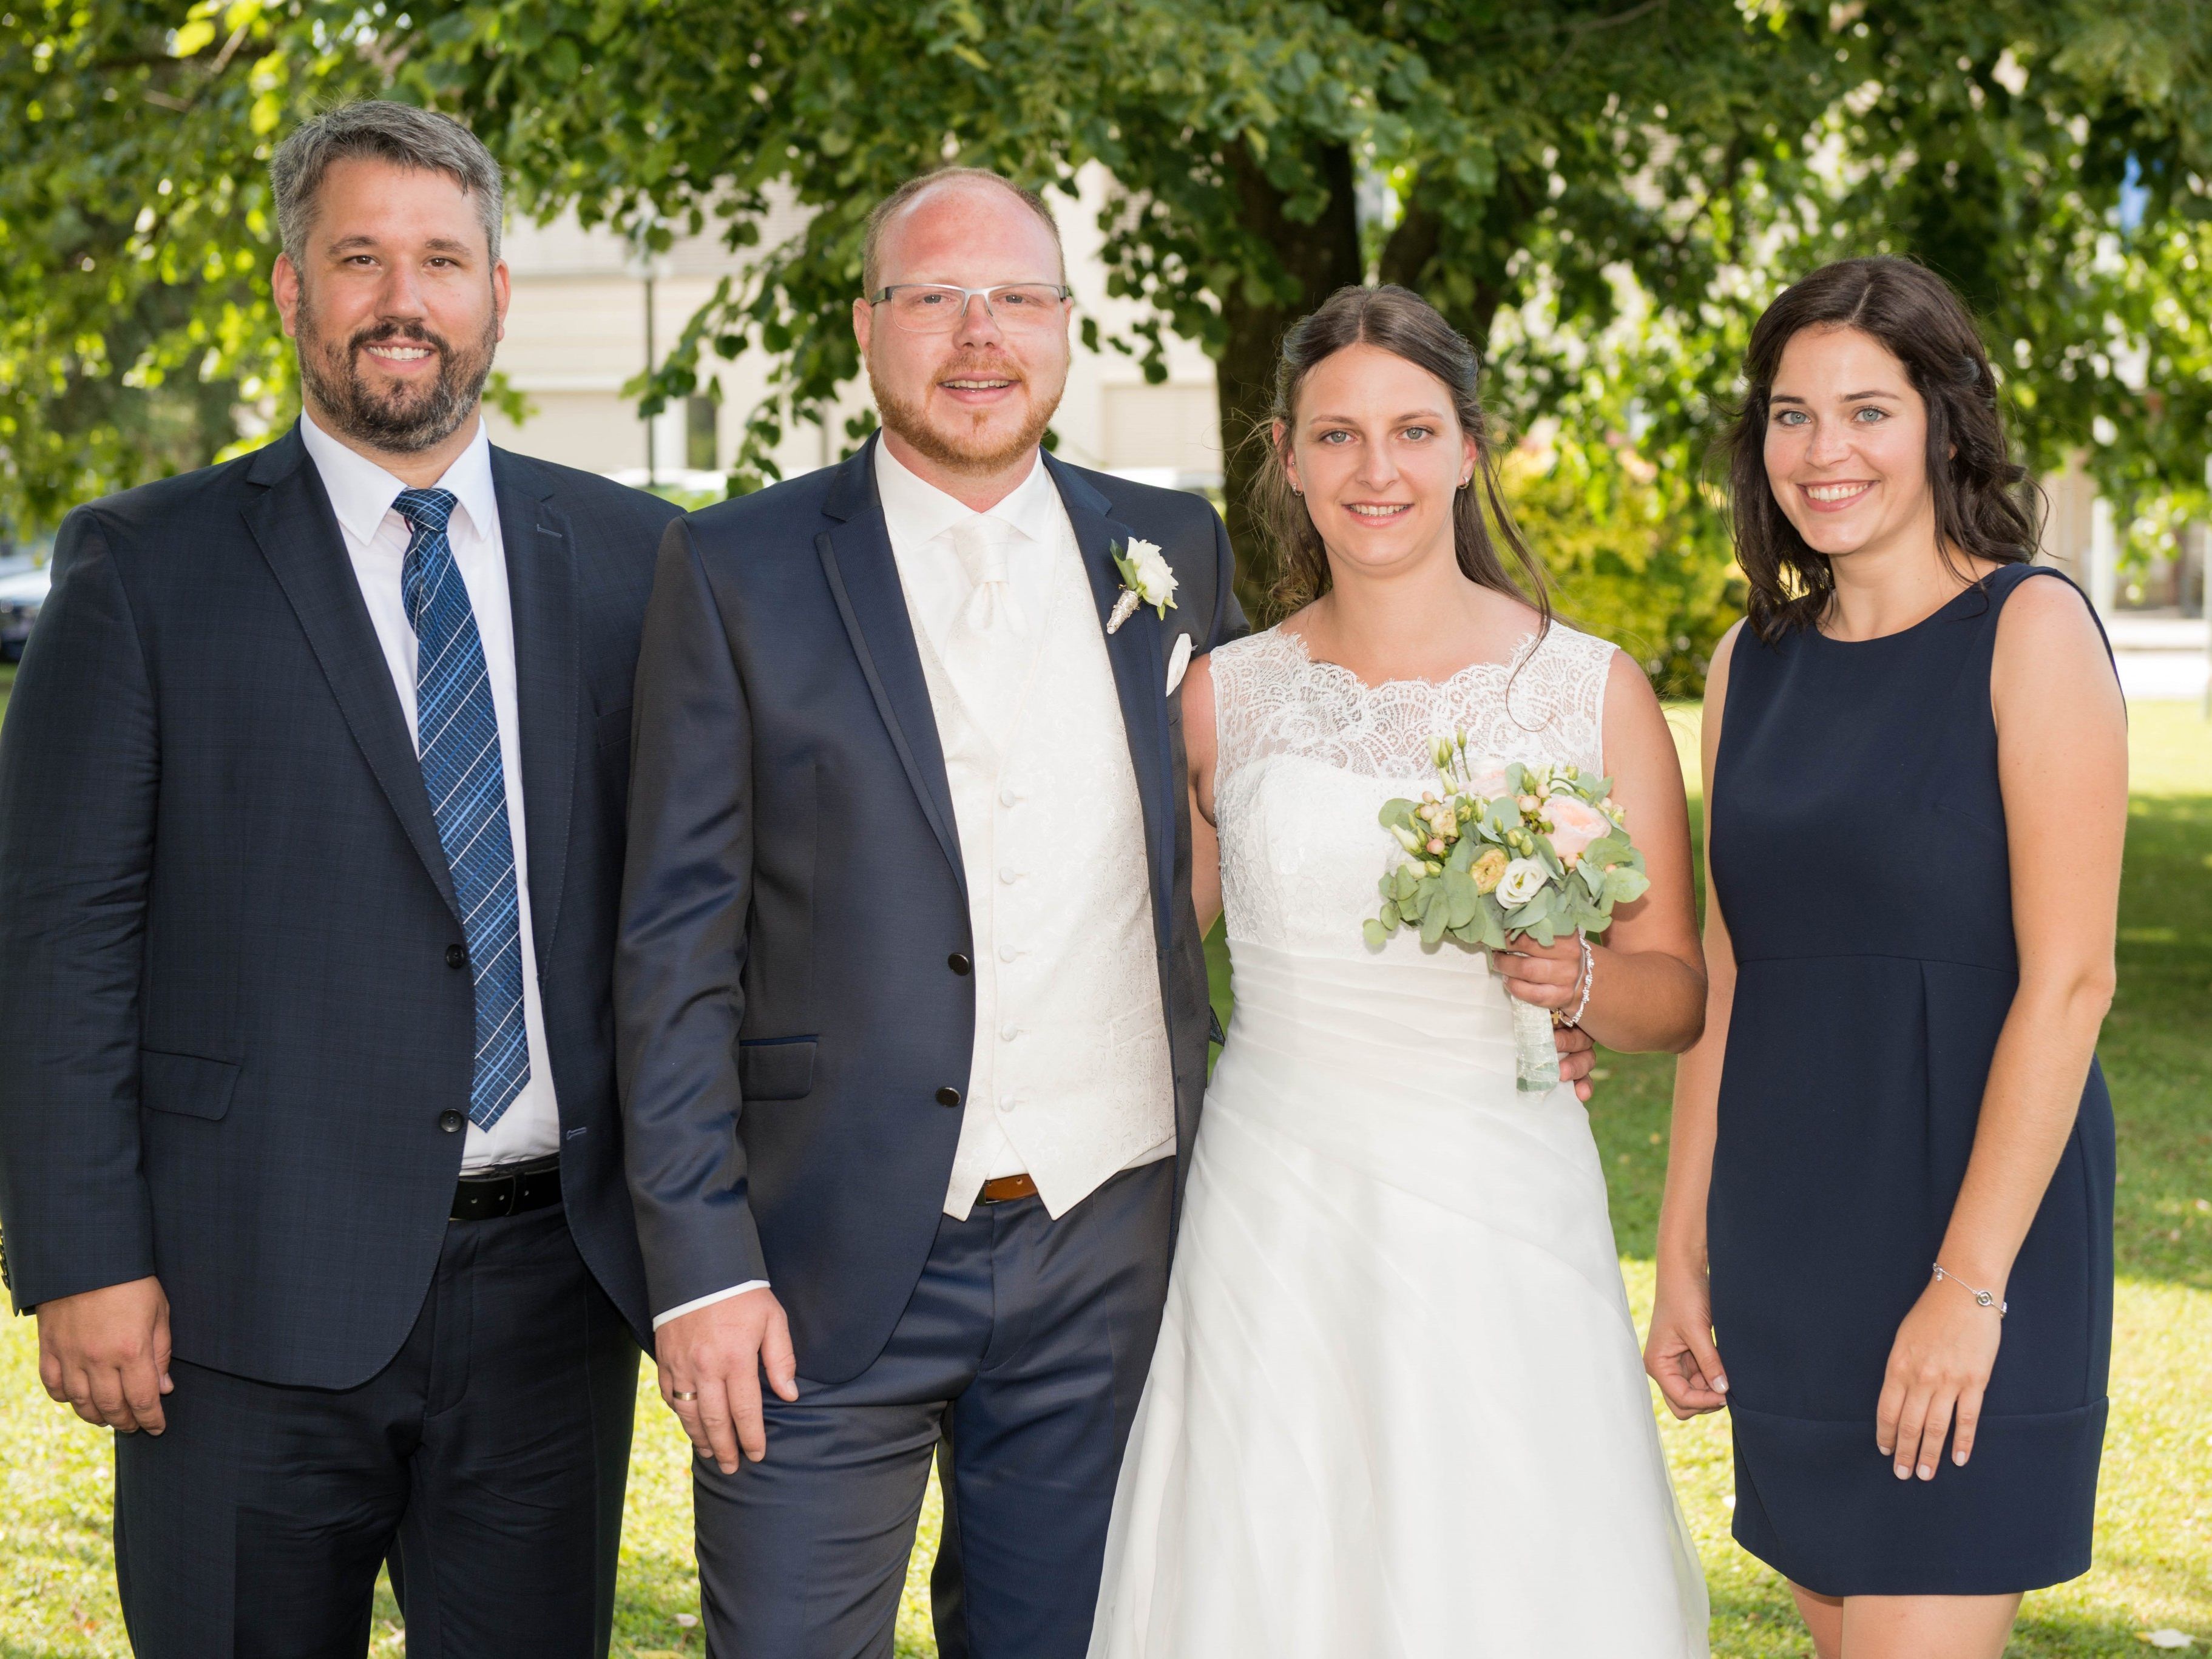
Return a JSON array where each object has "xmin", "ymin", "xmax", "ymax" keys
[
  {"xmin": 0, "ymin": 102, "xmax": 675, "ymax": 1655},
  {"xmin": 617, "ymin": 169, "xmax": 1248, "ymax": 1657}
]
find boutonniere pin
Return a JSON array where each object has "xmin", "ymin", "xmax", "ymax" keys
[{"xmin": 1106, "ymin": 538, "xmax": 1179, "ymax": 634}]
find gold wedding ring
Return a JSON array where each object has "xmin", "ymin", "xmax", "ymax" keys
[{"xmin": 672, "ymin": 1390, "xmax": 700, "ymax": 1401}]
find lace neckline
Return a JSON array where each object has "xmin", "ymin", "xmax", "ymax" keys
[
  {"xmin": 1211, "ymin": 619, "xmax": 1615, "ymax": 787},
  {"xmin": 1272, "ymin": 621, "xmax": 1546, "ymax": 695}
]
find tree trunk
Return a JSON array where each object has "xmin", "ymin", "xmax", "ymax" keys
[{"xmin": 1214, "ymin": 138, "xmax": 1365, "ymax": 624}]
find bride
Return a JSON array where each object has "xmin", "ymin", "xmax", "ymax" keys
[{"xmin": 1089, "ymin": 285, "xmax": 1711, "ymax": 1657}]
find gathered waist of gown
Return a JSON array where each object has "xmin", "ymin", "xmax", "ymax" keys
[{"xmin": 1222, "ymin": 934, "xmax": 1516, "ymax": 1092}]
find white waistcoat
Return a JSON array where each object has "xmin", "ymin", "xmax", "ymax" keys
[{"xmin": 911, "ymin": 527, "xmax": 1175, "ymax": 1220}]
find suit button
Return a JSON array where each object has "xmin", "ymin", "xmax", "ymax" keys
[
  {"xmin": 446, "ymin": 944, "xmax": 468, "ymax": 970},
  {"xmin": 947, "ymin": 953, "xmax": 973, "ymax": 976},
  {"xmin": 935, "ymin": 1086, "xmax": 962, "ymax": 1108},
  {"xmin": 438, "ymin": 1110, "xmax": 465, "ymax": 1134}
]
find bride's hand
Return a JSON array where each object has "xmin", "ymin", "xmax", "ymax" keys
[
  {"xmin": 1495, "ymin": 931, "xmax": 1584, "ymax": 1012},
  {"xmin": 1645, "ymin": 1260, "xmax": 1730, "ymax": 1418}
]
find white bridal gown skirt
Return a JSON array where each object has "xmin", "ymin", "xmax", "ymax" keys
[{"xmin": 1090, "ymin": 939, "xmax": 1709, "ymax": 1658}]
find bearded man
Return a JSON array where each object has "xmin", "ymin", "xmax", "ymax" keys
[{"xmin": 0, "ymin": 101, "xmax": 675, "ymax": 1655}]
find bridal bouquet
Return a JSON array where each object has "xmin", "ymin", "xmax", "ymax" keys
[{"xmin": 1363, "ymin": 733, "xmax": 1650, "ymax": 1092}]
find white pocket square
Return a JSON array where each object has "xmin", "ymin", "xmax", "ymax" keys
[{"xmin": 1165, "ymin": 633, "xmax": 1194, "ymax": 696}]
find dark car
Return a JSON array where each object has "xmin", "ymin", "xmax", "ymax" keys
[{"xmin": 0, "ymin": 568, "xmax": 49, "ymax": 663}]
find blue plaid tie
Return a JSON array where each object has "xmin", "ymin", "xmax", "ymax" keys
[{"xmin": 395, "ymin": 488, "xmax": 530, "ymax": 1130}]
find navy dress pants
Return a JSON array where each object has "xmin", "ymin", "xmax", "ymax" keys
[
  {"xmin": 112, "ymin": 1204, "xmax": 640, "ymax": 1658},
  {"xmin": 695, "ymin": 1159, "xmax": 1174, "ymax": 1659}
]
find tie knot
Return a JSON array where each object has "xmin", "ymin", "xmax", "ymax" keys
[
  {"xmin": 951, "ymin": 516, "xmax": 1013, "ymax": 586},
  {"xmin": 394, "ymin": 487, "xmax": 459, "ymax": 536}
]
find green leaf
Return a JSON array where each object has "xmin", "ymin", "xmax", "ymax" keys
[
  {"xmin": 1444, "ymin": 868, "xmax": 1478, "ymax": 928},
  {"xmin": 1363, "ymin": 917, "xmax": 1388, "ymax": 950}
]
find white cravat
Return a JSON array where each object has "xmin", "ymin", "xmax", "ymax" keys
[
  {"xmin": 953, "ymin": 515, "xmax": 1028, "ymax": 637},
  {"xmin": 939, "ymin": 516, "xmax": 1037, "ymax": 747}
]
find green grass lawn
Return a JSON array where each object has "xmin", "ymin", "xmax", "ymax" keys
[{"xmin": 0, "ymin": 692, "xmax": 2204, "ymax": 1655}]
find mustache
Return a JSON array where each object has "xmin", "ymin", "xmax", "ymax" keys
[
  {"xmin": 935, "ymin": 353, "xmax": 1026, "ymax": 384},
  {"xmin": 348, "ymin": 321, "xmax": 452, "ymax": 357}
]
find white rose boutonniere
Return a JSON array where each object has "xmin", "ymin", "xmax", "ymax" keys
[{"xmin": 1106, "ymin": 537, "xmax": 1179, "ymax": 634}]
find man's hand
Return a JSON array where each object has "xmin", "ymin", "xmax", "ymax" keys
[
  {"xmin": 38, "ymin": 1276, "xmax": 172, "ymax": 1434},
  {"xmin": 1554, "ymin": 1022, "xmax": 1598, "ymax": 1103},
  {"xmin": 656, "ymin": 1286, "xmax": 799, "ymax": 1473}
]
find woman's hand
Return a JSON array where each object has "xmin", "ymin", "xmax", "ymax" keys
[
  {"xmin": 1645, "ymin": 1259, "xmax": 1729, "ymax": 1418},
  {"xmin": 1875, "ymin": 1277, "xmax": 2004, "ymax": 1481},
  {"xmin": 1495, "ymin": 930, "xmax": 1585, "ymax": 1013}
]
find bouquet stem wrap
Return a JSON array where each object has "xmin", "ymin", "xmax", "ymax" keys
[{"xmin": 1511, "ymin": 996, "xmax": 1561, "ymax": 1094}]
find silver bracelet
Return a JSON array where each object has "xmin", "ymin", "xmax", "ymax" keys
[
  {"xmin": 1930, "ymin": 1262, "xmax": 2006, "ymax": 1317},
  {"xmin": 1552, "ymin": 936, "xmax": 1594, "ymax": 1029}
]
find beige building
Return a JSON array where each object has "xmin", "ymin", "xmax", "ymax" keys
[{"xmin": 484, "ymin": 167, "xmax": 1225, "ymax": 493}]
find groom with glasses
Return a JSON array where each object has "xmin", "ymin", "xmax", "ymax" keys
[{"xmin": 617, "ymin": 166, "xmax": 1243, "ymax": 1657}]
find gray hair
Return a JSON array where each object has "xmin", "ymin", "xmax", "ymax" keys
[
  {"xmin": 861, "ymin": 167, "xmax": 1064, "ymax": 293},
  {"xmin": 271, "ymin": 101, "xmax": 504, "ymax": 266}
]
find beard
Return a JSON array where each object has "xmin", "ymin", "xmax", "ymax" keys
[
  {"xmin": 867, "ymin": 349, "xmax": 1062, "ymax": 475},
  {"xmin": 296, "ymin": 294, "xmax": 496, "ymax": 456}
]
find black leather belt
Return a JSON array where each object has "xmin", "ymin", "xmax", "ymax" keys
[{"xmin": 451, "ymin": 1154, "xmax": 563, "ymax": 1222}]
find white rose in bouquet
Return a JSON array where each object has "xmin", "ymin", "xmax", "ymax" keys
[{"xmin": 1495, "ymin": 857, "xmax": 1551, "ymax": 909}]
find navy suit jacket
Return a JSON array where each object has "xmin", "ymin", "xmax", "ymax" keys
[
  {"xmin": 616, "ymin": 438, "xmax": 1245, "ymax": 1384},
  {"xmin": 0, "ymin": 424, "xmax": 678, "ymax": 1388}
]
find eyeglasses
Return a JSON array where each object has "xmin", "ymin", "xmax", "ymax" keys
[{"xmin": 867, "ymin": 282, "xmax": 1074, "ymax": 334}]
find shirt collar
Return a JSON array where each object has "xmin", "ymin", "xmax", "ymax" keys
[
  {"xmin": 873, "ymin": 437, "xmax": 1063, "ymax": 550},
  {"xmin": 299, "ymin": 410, "xmax": 498, "ymax": 548}
]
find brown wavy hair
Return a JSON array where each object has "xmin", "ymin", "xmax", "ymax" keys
[
  {"xmin": 1723, "ymin": 256, "xmax": 2039, "ymax": 642},
  {"xmin": 1247, "ymin": 284, "xmax": 1549, "ymax": 625}
]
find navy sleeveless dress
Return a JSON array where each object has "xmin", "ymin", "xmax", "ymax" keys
[{"xmin": 1707, "ymin": 563, "xmax": 2115, "ymax": 1596}]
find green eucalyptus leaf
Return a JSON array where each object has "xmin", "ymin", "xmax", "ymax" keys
[{"xmin": 1444, "ymin": 868, "xmax": 1478, "ymax": 928}]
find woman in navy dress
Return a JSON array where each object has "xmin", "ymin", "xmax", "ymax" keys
[{"xmin": 1645, "ymin": 257, "xmax": 2125, "ymax": 1659}]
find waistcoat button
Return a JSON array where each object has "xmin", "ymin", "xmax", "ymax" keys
[
  {"xmin": 947, "ymin": 953, "xmax": 973, "ymax": 975},
  {"xmin": 935, "ymin": 1086, "xmax": 962, "ymax": 1108},
  {"xmin": 438, "ymin": 1110, "xmax": 465, "ymax": 1133}
]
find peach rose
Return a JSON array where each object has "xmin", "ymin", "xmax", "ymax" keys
[
  {"xmin": 1467, "ymin": 761, "xmax": 1512, "ymax": 799},
  {"xmin": 1543, "ymin": 793, "xmax": 1612, "ymax": 867},
  {"xmin": 1470, "ymin": 846, "xmax": 1509, "ymax": 894}
]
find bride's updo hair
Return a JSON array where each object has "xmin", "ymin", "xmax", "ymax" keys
[{"xmin": 1251, "ymin": 284, "xmax": 1548, "ymax": 622}]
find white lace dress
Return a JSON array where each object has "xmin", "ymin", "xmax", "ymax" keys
[{"xmin": 1089, "ymin": 624, "xmax": 1709, "ymax": 1658}]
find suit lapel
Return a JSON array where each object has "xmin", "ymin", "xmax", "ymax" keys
[
  {"xmin": 816, "ymin": 441, "xmax": 966, "ymax": 896},
  {"xmin": 242, "ymin": 428, "xmax": 461, "ymax": 922},
  {"xmin": 494, "ymin": 449, "xmax": 577, "ymax": 971},
  {"xmin": 1047, "ymin": 454, "xmax": 1175, "ymax": 952}
]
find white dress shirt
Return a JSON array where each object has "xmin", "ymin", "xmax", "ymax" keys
[
  {"xmin": 299, "ymin": 412, "xmax": 562, "ymax": 1172},
  {"xmin": 874, "ymin": 439, "xmax": 1064, "ymax": 659}
]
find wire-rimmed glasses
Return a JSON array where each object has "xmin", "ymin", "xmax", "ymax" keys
[{"xmin": 867, "ymin": 282, "xmax": 1074, "ymax": 334}]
